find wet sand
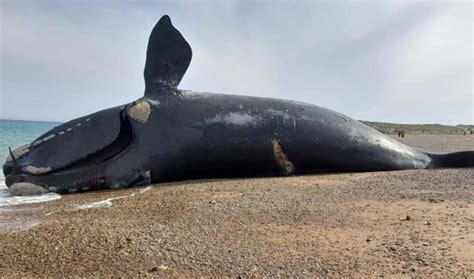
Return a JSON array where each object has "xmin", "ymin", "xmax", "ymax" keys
[{"xmin": 0, "ymin": 134, "xmax": 473, "ymax": 277}]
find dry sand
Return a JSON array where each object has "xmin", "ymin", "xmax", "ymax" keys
[{"xmin": 0, "ymin": 134, "xmax": 473, "ymax": 277}]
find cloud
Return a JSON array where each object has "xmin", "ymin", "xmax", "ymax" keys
[{"xmin": 0, "ymin": 1, "xmax": 472, "ymax": 124}]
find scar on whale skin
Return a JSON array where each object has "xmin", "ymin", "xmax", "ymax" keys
[
  {"xmin": 128, "ymin": 101, "xmax": 151, "ymax": 123},
  {"xmin": 6, "ymin": 144, "xmax": 30, "ymax": 162},
  {"xmin": 25, "ymin": 165, "xmax": 52, "ymax": 175},
  {"xmin": 271, "ymin": 139, "xmax": 294, "ymax": 175}
]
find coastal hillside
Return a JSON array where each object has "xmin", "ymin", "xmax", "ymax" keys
[{"xmin": 362, "ymin": 121, "xmax": 473, "ymax": 135}]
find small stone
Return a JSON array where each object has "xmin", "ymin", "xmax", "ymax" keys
[
  {"xmin": 417, "ymin": 257, "xmax": 428, "ymax": 265},
  {"xmin": 409, "ymin": 267, "xmax": 417, "ymax": 272},
  {"xmin": 209, "ymin": 200, "xmax": 216, "ymax": 204},
  {"xmin": 9, "ymin": 183, "xmax": 48, "ymax": 196}
]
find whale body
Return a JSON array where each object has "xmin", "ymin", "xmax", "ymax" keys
[{"xmin": 3, "ymin": 15, "xmax": 473, "ymax": 194}]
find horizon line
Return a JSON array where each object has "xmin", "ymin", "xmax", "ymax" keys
[{"xmin": 1, "ymin": 118, "xmax": 472, "ymax": 127}]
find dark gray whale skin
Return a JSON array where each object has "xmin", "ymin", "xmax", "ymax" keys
[{"xmin": 3, "ymin": 16, "xmax": 473, "ymax": 194}]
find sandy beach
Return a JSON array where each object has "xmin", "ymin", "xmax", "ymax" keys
[{"xmin": 0, "ymin": 134, "xmax": 473, "ymax": 277}]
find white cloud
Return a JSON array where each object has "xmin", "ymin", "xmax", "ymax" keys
[{"xmin": 0, "ymin": 1, "xmax": 472, "ymax": 124}]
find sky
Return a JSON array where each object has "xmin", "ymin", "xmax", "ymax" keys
[{"xmin": 0, "ymin": 0, "xmax": 472, "ymax": 125}]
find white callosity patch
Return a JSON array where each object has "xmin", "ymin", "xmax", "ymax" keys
[
  {"xmin": 128, "ymin": 100, "xmax": 151, "ymax": 123},
  {"xmin": 146, "ymin": 98, "xmax": 160, "ymax": 106},
  {"xmin": 6, "ymin": 144, "xmax": 29, "ymax": 162},
  {"xmin": 205, "ymin": 112, "xmax": 263, "ymax": 127},
  {"xmin": 9, "ymin": 183, "xmax": 48, "ymax": 196},
  {"xmin": 30, "ymin": 133, "xmax": 59, "ymax": 148},
  {"xmin": 42, "ymin": 134, "xmax": 56, "ymax": 142},
  {"xmin": 25, "ymin": 165, "xmax": 52, "ymax": 175}
]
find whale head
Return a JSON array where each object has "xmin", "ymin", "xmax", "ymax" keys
[
  {"xmin": 2, "ymin": 15, "xmax": 192, "ymax": 194},
  {"xmin": 3, "ymin": 105, "xmax": 134, "ymax": 194}
]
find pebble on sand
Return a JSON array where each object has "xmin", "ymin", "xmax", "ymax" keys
[{"xmin": 9, "ymin": 183, "xmax": 48, "ymax": 196}]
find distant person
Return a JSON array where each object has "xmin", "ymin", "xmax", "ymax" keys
[
  {"xmin": 397, "ymin": 130, "xmax": 401, "ymax": 137},
  {"xmin": 464, "ymin": 131, "xmax": 467, "ymax": 136},
  {"xmin": 401, "ymin": 130, "xmax": 405, "ymax": 138}
]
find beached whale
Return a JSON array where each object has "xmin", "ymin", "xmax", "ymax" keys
[{"xmin": 3, "ymin": 15, "xmax": 473, "ymax": 195}]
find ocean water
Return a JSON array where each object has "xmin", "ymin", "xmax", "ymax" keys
[{"xmin": 0, "ymin": 119, "xmax": 62, "ymax": 206}]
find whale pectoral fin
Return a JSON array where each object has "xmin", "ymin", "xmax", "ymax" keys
[{"xmin": 144, "ymin": 15, "xmax": 192, "ymax": 99}]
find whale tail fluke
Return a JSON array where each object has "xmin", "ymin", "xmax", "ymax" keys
[
  {"xmin": 427, "ymin": 151, "xmax": 474, "ymax": 168},
  {"xmin": 144, "ymin": 15, "xmax": 192, "ymax": 98}
]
